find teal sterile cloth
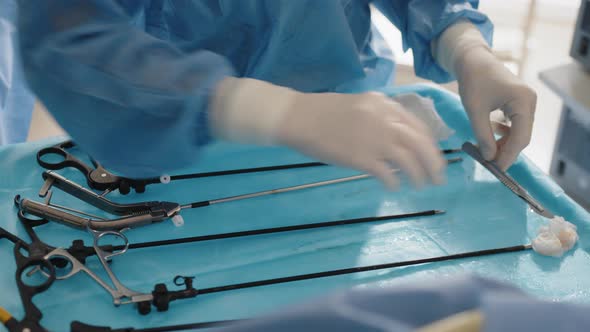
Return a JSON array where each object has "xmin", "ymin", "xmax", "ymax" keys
[{"xmin": 1, "ymin": 85, "xmax": 589, "ymax": 331}]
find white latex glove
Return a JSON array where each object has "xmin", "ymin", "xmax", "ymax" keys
[
  {"xmin": 210, "ymin": 78, "xmax": 446, "ymax": 189},
  {"xmin": 433, "ymin": 21, "xmax": 537, "ymax": 170}
]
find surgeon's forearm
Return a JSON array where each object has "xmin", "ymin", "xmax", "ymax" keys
[{"xmin": 17, "ymin": 1, "xmax": 236, "ymax": 177}]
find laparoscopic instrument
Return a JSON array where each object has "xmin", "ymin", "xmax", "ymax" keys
[
  {"xmin": 1, "ymin": 140, "xmax": 542, "ymax": 332},
  {"xmin": 19, "ymin": 158, "xmax": 463, "ymax": 232},
  {"xmin": 0, "ymin": 214, "xmax": 531, "ymax": 332},
  {"xmin": 5, "ymin": 142, "xmax": 464, "ymax": 317},
  {"xmin": 37, "ymin": 140, "xmax": 462, "ymax": 195},
  {"xmin": 10, "ymin": 206, "xmax": 446, "ymax": 312},
  {"xmin": 36, "ymin": 141, "xmax": 325, "ymax": 195}
]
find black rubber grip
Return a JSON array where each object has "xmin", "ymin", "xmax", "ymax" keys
[{"xmin": 190, "ymin": 201, "xmax": 210, "ymax": 208}]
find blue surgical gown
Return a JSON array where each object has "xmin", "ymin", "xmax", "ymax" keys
[
  {"xmin": 0, "ymin": 0, "xmax": 34, "ymax": 145},
  {"xmin": 17, "ymin": 0, "xmax": 492, "ymax": 176}
]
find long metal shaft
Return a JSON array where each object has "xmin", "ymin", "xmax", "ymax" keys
[
  {"xmin": 145, "ymin": 148, "xmax": 461, "ymax": 185},
  {"xmin": 70, "ymin": 243, "xmax": 532, "ymax": 332},
  {"xmin": 214, "ymin": 173, "xmax": 371, "ymax": 204},
  {"xmin": 110, "ymin": 209, "xmax": 444, "ymax": 251},
  {"xmin": 182, "ymin": 157, "xmax": 463, "ymax": 209},
  {"xmin": 199, "ymin": 244, "xmax": 533, "ymax": 295}
]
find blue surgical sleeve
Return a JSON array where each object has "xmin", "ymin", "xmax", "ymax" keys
[
  {"xmin": 218, "ymin": 275, "xmax": 590, "ymax": 332},
  {"xmin": 372, "ymin": 0, "xmax": 494, "ymax": 83},
  {"xmin": 17, "ymin": 0, "xmax": 234, "ymax": 177}
]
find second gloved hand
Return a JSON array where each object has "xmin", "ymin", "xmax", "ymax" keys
[
  {"xmin": 211, "ymin": 78, "xmax": 446, "ymax": 189},
  {"xmin": 433, "ymin": 20, "xmax": 537, "ymax": 171},
  {"xmin": 455, "ymin": 47, "xmax": 537, "ymax": 170},
  {"xmin": 276, "ymin": 92, "xmax": 446, "ymax": 189}
]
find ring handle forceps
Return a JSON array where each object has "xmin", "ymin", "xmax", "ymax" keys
[
  {"xmin": 37, "ymin": 140, "xmax": 330, "ymax": 195},
  {"xmin": 39, "ymin": 171, "xmax": 180, "ymax": 216},
  {"xmin": 462, "ymin": 142, "xmax": 554, "ymax": 218},
  {"xmin": 43, "ymin": 228, "xmax": 154, "ymax": 308},
  {"xmin": 18, "ymin": 199, "xmax": 177, "ymax": 231},
  {"xmin": 0, "ymin": 226, "xmax": 56, "ymax": 332},
  {"xmin": 5, "ymin": 214, "xmax": 192, "ymax": 317},
  {"xmin": 20, "ymin": 158, "xmax": 464, "ymax": 231},
  {"xmin": 37, "ymin": 140, "xmax": 152, "ymax": 195},
  {"xmin": 37, "ymin": 140, "xmax": 464, "ymax": 196},
  {"xmin": 17, "ymin": 171, "xmax": 182, "ymax": 231}
]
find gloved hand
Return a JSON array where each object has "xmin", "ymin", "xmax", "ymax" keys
[
  {"xmin": 456, "ymin": 48, "xmax": 536, "ymax": 171},
  {"xmin": 277, "ymin": 92, "xmax": 446, "ymax": 189},
  {"xmin": 434, "ymin": 21, "xmax": 537, "ymax": 171},
  {"xmin": 210, "ymin": 78, "xmax": 446, "ymax": 189}
]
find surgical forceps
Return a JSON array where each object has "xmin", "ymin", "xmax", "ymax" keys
[
  {"xmin": 17, "ymin": 171, "xmax": 183, "ymax": 231},
  {"xmin": 45, "ymin": 242, "xmax": 196, "ymax": 314},
  {"xmin": 43, "ymin": 227, "xmax": 155, "ymax": 310},
  {"xmin": 20, "ymin": 156, "xmax": 462, "ymax": 231},
  {"xmin": 36, "ymin": 140, "xmax": 329, "ymax": 195},
  {"xmin": 0, "ymin": 220, "xmax": 223, "ymax": 329},
  {"xmin": 0, "ymin": 215, "xmax": 70, "ymax": 332},
  {"xmin": 2, "ymin": 216, "xmax": 533, "ymax": 331},
  {"xmin": 6, "ymin": 210, "xmax": 197, "ymax": 316},
  {"xmin": 37, "ymin": 140, "xmax": 463, "ymax": 195},
  {"xmin": 462, "ymin": 142, "xmax": 555, "ymax": 218},
  {"xmin": 37, "ymin": 140, "xmax": 149, "ymax": 195}
]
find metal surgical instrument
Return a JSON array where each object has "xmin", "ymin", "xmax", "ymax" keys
[
  {"xmin": 43, "ymin": 228, "xmax": 154, "ymax": 309},
  {"xmin": 37, "ymin": 140, "xmax": 463, "ymax": 195},
  {"xmin": 37, "ymin": 140, "xmax": 147, "ymax": 195},
  {"xmin": 17, "ymin": 170, "xmax": 183, "ymax": 231},
  {"xmin": 19, "ymin": 157, "xmax": 462, "ymax": 231},
  {"xmin": 154, "ymin": 156, "xmax": 460, "ymax": 210},
  {"xmin": 0, "ymin": 224, "xmax": 61, "ymax": 332},
  {"xmin": 16, "ymin": 205, "xmax": 445, "ymax": 280},
  {"xmin": 462, "ymin": 142, "xmax": 555, "ymax": 218},
  {"xmin": 2, "ymin": 214, "xmax": 197, "ymax": 317},
  {"xmin": 2, "ymin": 218, "xmax": 533, "ymax": 331},
  {"xmin": 36, "ymin": 140, "xmax": 327, "ymax": 194}
]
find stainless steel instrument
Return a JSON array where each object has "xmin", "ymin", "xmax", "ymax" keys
[{"xmin": 462, "ymin": 142, "xmax": 555, "ymax": 219}]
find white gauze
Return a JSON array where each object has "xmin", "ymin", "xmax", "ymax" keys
[{"xmin": 392, "ymin": 93, "xmax": 454, "ymax": 141}]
